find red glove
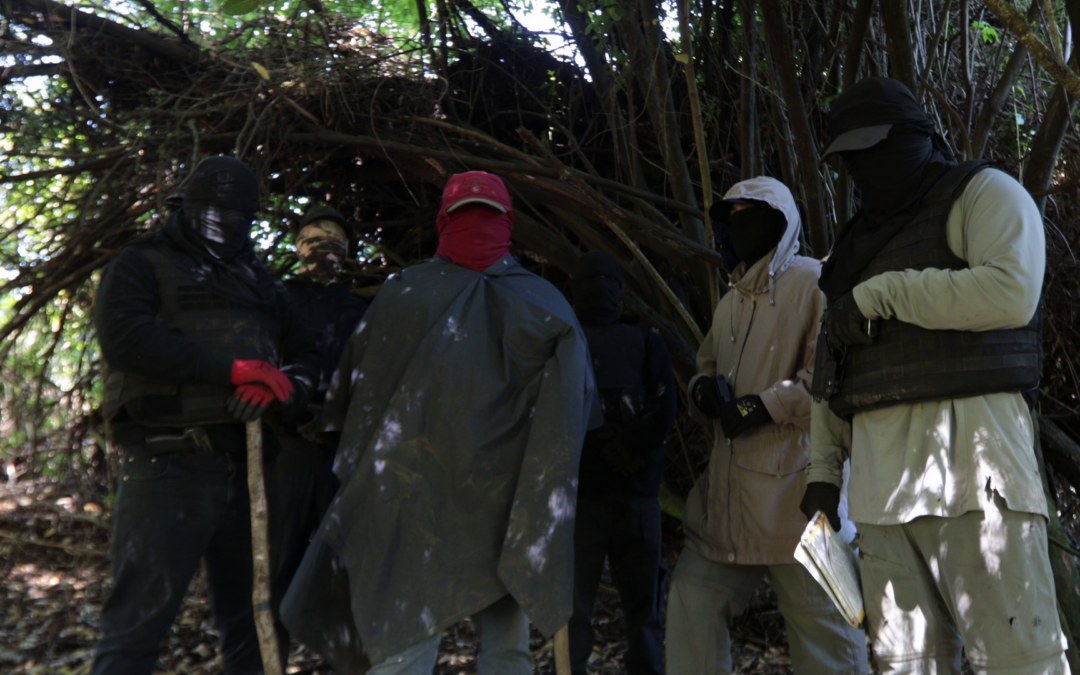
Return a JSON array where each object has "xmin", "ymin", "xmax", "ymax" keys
[
  {"xmin": 227, "ymin": 383, "xmax": 275, "ymax": 421},
  {"xmin": 230, "ymin": 359, "xmax": 293, "ymax": 402}
]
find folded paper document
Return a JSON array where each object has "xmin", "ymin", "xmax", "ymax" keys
[{"xmin": 794, "ymin": 511, "xmax": 865, "ymax": 628}]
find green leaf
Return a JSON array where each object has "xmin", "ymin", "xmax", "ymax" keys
[
  {"xmin": 252, "ymin": 62, "xmax": 270, "ymax": 80},
  {"xmin": 221, "ymin": 0, "xmax": 260, "ymax": 16}
]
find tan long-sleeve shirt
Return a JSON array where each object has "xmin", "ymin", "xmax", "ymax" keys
[{"xmin": 807, "ymin": 168, "xmax": 1048, "ymax": 525}]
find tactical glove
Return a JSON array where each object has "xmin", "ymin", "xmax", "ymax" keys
[
  {"xmin": 691, "ymin": 377, "xmax": 724, "ymax": 419},
  {"xmin": 230, "ymin": 359, "xmax": 293, "ymax": 402},
  {"xmin": 227, "ymin": 383, "xmax": 275, "ymax": 421},
  {"xmin": 719, "ymin": 394, "xmax": 771, "ymax": 440},
  {"xmin": 824, "ymin": 292, "xmax": 876, "ymax": 351},
  {"xmin": 800, "ymin": 482, "xmax": 842, "ymax": 531}
]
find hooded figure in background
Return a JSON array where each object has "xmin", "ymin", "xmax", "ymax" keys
[
  {"xmin": 92, "ymin": 156, "xmax": 319, "ymax": 675},
  {"xmin": 666, "ymin": 177, "xmax": 867, "ymax": 675},
  {"xmin": 273, "ymin": 205, "xmax": 369, "ymax": 635},
  {"xmin": 806, "ymin": 77, "xmax": 1064, "ymax": 675},
  {"xmin": 280, "ymin": 171, "xmax": 598, "ymax": 674},
  {"xmin": 567, "ymin": 251, "xmax": 677, "ymax": 675}
]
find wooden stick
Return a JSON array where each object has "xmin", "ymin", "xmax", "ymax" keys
[
  {"xmin": 246, "ymin": 420, "xmax": 284, "ymax": 675},
  {"xmin": 553, "ymin": 625, "xmax": 571, "ymax": 675}
]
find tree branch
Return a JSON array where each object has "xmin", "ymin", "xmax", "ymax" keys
[{"xmin": 978, "ymin": 0, "xmax": 1080, "ymax": 103}]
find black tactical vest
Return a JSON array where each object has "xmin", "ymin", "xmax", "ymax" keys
[
  {"xmin": 829, "ymin": 161, "xmax": 1042, "ymax": 418},
  {"xmin": 103, "ymin": 246, "xmax": 283, "ymax": 426}
]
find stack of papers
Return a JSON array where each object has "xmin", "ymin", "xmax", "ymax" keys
[{"xmin": 793, "ymin": 511, "xmax": 865, "ymax": 628}]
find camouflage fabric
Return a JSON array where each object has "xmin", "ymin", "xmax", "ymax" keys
[{"xmin": 296, "ymin": 220, "xmax": 348, "ymax": 285}]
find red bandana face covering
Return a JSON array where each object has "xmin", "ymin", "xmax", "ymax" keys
[{"xmin": 434, "ymin": 172, "xmax": 515, "ymax": 272}]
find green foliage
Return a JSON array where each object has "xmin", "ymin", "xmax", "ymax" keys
[
  {"xmin": 972, "ymin": 19, "xmax": 1001, "ymax": 44},
  {"xmin": 221, "ymin": 0, "xmax": 262, "ymax": 15}
]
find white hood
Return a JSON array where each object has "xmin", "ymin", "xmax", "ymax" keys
[{"xmin": 720, "ymin": 176, "xmax": 803, "ymax": 302}]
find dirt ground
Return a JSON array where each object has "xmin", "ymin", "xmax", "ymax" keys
[{"xmin": 0, "ymin": 478, "xmax": 871, "ymax": 674}]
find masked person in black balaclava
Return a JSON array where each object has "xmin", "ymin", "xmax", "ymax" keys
[
  {"xmin": 668, "ymin": 177, "xmax": 868, "ymax": 675},
  {"xmin": 273, "ymin": 205, "xmax": 368, "ymax": 625},
  {"xmin": 91, "ymin": 156, "xmax": 319, "ymax": 675},
  {"xmin": 805, "ymin": 78, "xmax": 1062, "ymax": 674},
  {"xmin": 567, "ymin": 251, "xmax": 677, "ymax": 675}
]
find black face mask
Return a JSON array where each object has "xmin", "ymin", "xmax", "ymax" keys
[
  {"xmin": 726, "ymin": 206, "xmax": 786, "ymax": 268},
  {"xmin": 842, "ymin": 128, "xmax": 937, "ymax": 218},
  {"xmin": 573, "ymin": 276, "xmax": 621, "ymax": 324},
  {"xmin": 186, "ymin": 206, "xmax": 256, "ymax": 260}
]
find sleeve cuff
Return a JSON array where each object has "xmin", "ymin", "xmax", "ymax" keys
[
  {"xmin": 203, "ymin": 351, "xmax": 235, "ymax": 385},
  {"xmin": 758, "ymin": 388, "xmax": 788, "ymax": 425},
  {"xmin": 805, "ymin": 450, "xmax": 845, "ymax": 487},
  {"xmin": 852, "ymin": 283, "xmax": 878, "ymax": 320}
]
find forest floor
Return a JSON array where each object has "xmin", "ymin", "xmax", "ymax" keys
[{"xmin": 2, "ymin": 477, "xmax": 865, "ymax": 674}]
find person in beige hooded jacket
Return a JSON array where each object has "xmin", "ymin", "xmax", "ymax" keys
[{"xmin": 665, "ymin": 177, "xmax": 867, "ymax": 675}]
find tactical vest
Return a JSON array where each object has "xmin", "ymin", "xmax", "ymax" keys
[
  {"xmin": 103, "ymin": 246, "xmax": 283, "ymax": 427},
  {"xmin": 829, "ymin": 160, "xmax": 1042, "ymax": 418}
]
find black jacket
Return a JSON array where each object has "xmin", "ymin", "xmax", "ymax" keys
[
  {"xmin": 578, "ymin": 319, "xmax": 677, "ymax": 498},
  {"xmin": 95, "ymin": 235, "xmax": 320, "ymax": 444}
]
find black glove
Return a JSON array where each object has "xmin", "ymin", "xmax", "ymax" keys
[
  {"xmin": 800, "ymin": 482, "xmax": 841, "ymax": 531},
  {"xmin": 824, "ymin": 291, "xmax": 875, "ymax": 351},
  {"xmin": 692, "ymin": 377, "xmax": 724, "ymax": 419},
  {"xmin": 227, "ymin": 383, "xmax": 273, "ymax": 422},
  {"xmin": 719, "ymin": 394, "xmax": 771, "ymax": 440}
]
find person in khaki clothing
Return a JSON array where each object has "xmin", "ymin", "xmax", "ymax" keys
[
  {"xmin": 804, "ymin": 77, "xmax": 1068, "ymax": 675},
  {"xmin": 665, "ymin": 176, "xmax": 867, "ymax": 675}
]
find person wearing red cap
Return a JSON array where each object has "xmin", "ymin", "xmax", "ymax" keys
[{"xmin": 279, "ymin": 171, "xmax": 599, "ymax": 675}]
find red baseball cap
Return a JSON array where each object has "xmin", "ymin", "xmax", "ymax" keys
[{"xmin": 441, "ymin": 171, "xmax": 512, "ymax": 214}]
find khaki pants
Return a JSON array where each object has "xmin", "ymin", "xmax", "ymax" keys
[
  {"xmin": 666, "ymin": 547, "xmax": 868, "ymax": 675},
  {"xmin": 857, "ymin": 498, "xmax": 1069, "ymax": 675}
]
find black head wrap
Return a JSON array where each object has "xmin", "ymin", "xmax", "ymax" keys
[
  {"xmin": 572, "ymin": 251, "xmax": 622, "ymax": 325},
  {"xmin": 299, "ymin": 205, "xmax": 352, "ymax": 234},
  {"xmin": 819, "ymin": 77, "xmax": 956, "ymax": 301},
  {"xmin": 158, "ymin": 157, "xmax": 280, "ymax": 312},
  {"xmin": 716, "ymin": 201, "xmax": 786, "ymax": 269}
]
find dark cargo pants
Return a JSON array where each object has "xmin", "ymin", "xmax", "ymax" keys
[
  {"xmin": 91, "ymin": 441, "xmax": 282, "ymax": 675},
  {"xmin": 569, "ymin": 494, "xmax": 664, "ymax": 675}
]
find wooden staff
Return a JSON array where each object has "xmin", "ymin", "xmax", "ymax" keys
[
  {"xmin": 246, "ymin": 420, "xmax": 284, "ymax": 675},
  {"xmin": 554, "ymin": 625, "xmax": 571, "ymax": 675}
]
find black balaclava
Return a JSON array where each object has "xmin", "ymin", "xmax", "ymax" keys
[
  {"xmin": 181, "ymin": 156, "xmax": 260, "ymax": 261},
  {"xmin": 725, "ymin": 203, "xmax": 786, "ymax": 269},
  {"xmin": 572, "ymin": 251, "xmax": 622, "ymax": 325},
  {"xmin": 819, "ymin": 77, "xmax": 955, "ymax": 301},
  {"xmin": 158, "ymin": 157, "xmax": 278, "ymax": 312}
]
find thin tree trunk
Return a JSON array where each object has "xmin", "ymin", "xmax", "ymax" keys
[
  {"xmin": 1025, "ymin": 84, "xmax": 1074, "ymax": 213},
  {"xmin": 738, "ymin": 0, "xmax": 760, "ymax": 180},
  {"xmin": 879, "ymin": 0, "xmax": 919, "ymax": 94},
  {"xmin": 843, "ymin": 0, "xmax": 875, "ymax": 89},
  {"xmin": 558, "ymin": 0, "xmax": 644, "ymax": 188},
  {"xmin": 616, "ymin": 0, "xmax": 710, "ymax": 314},
  {"xmin": 971, "ymin": 2, "xmax": 1040, "ymax": 157},
  {"xmin": 676, "ymin": 0, "xmax": 719, "ymax": 310},
  {"xmin": 1022, "ymin": 0, "xmax": 1080, "ymax": 212},
  {"xmin": 979, "ymin": 0, "xmax": 1080, "ymax": 102},
  {"xmin": 759, "ymin": 0, "xmax": 830, "ymax": 256}
]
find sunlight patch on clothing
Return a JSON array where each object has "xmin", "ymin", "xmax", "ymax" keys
[{"xmin": 373, "ymin": 414, "xmax": 402, "ymax": 455}]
